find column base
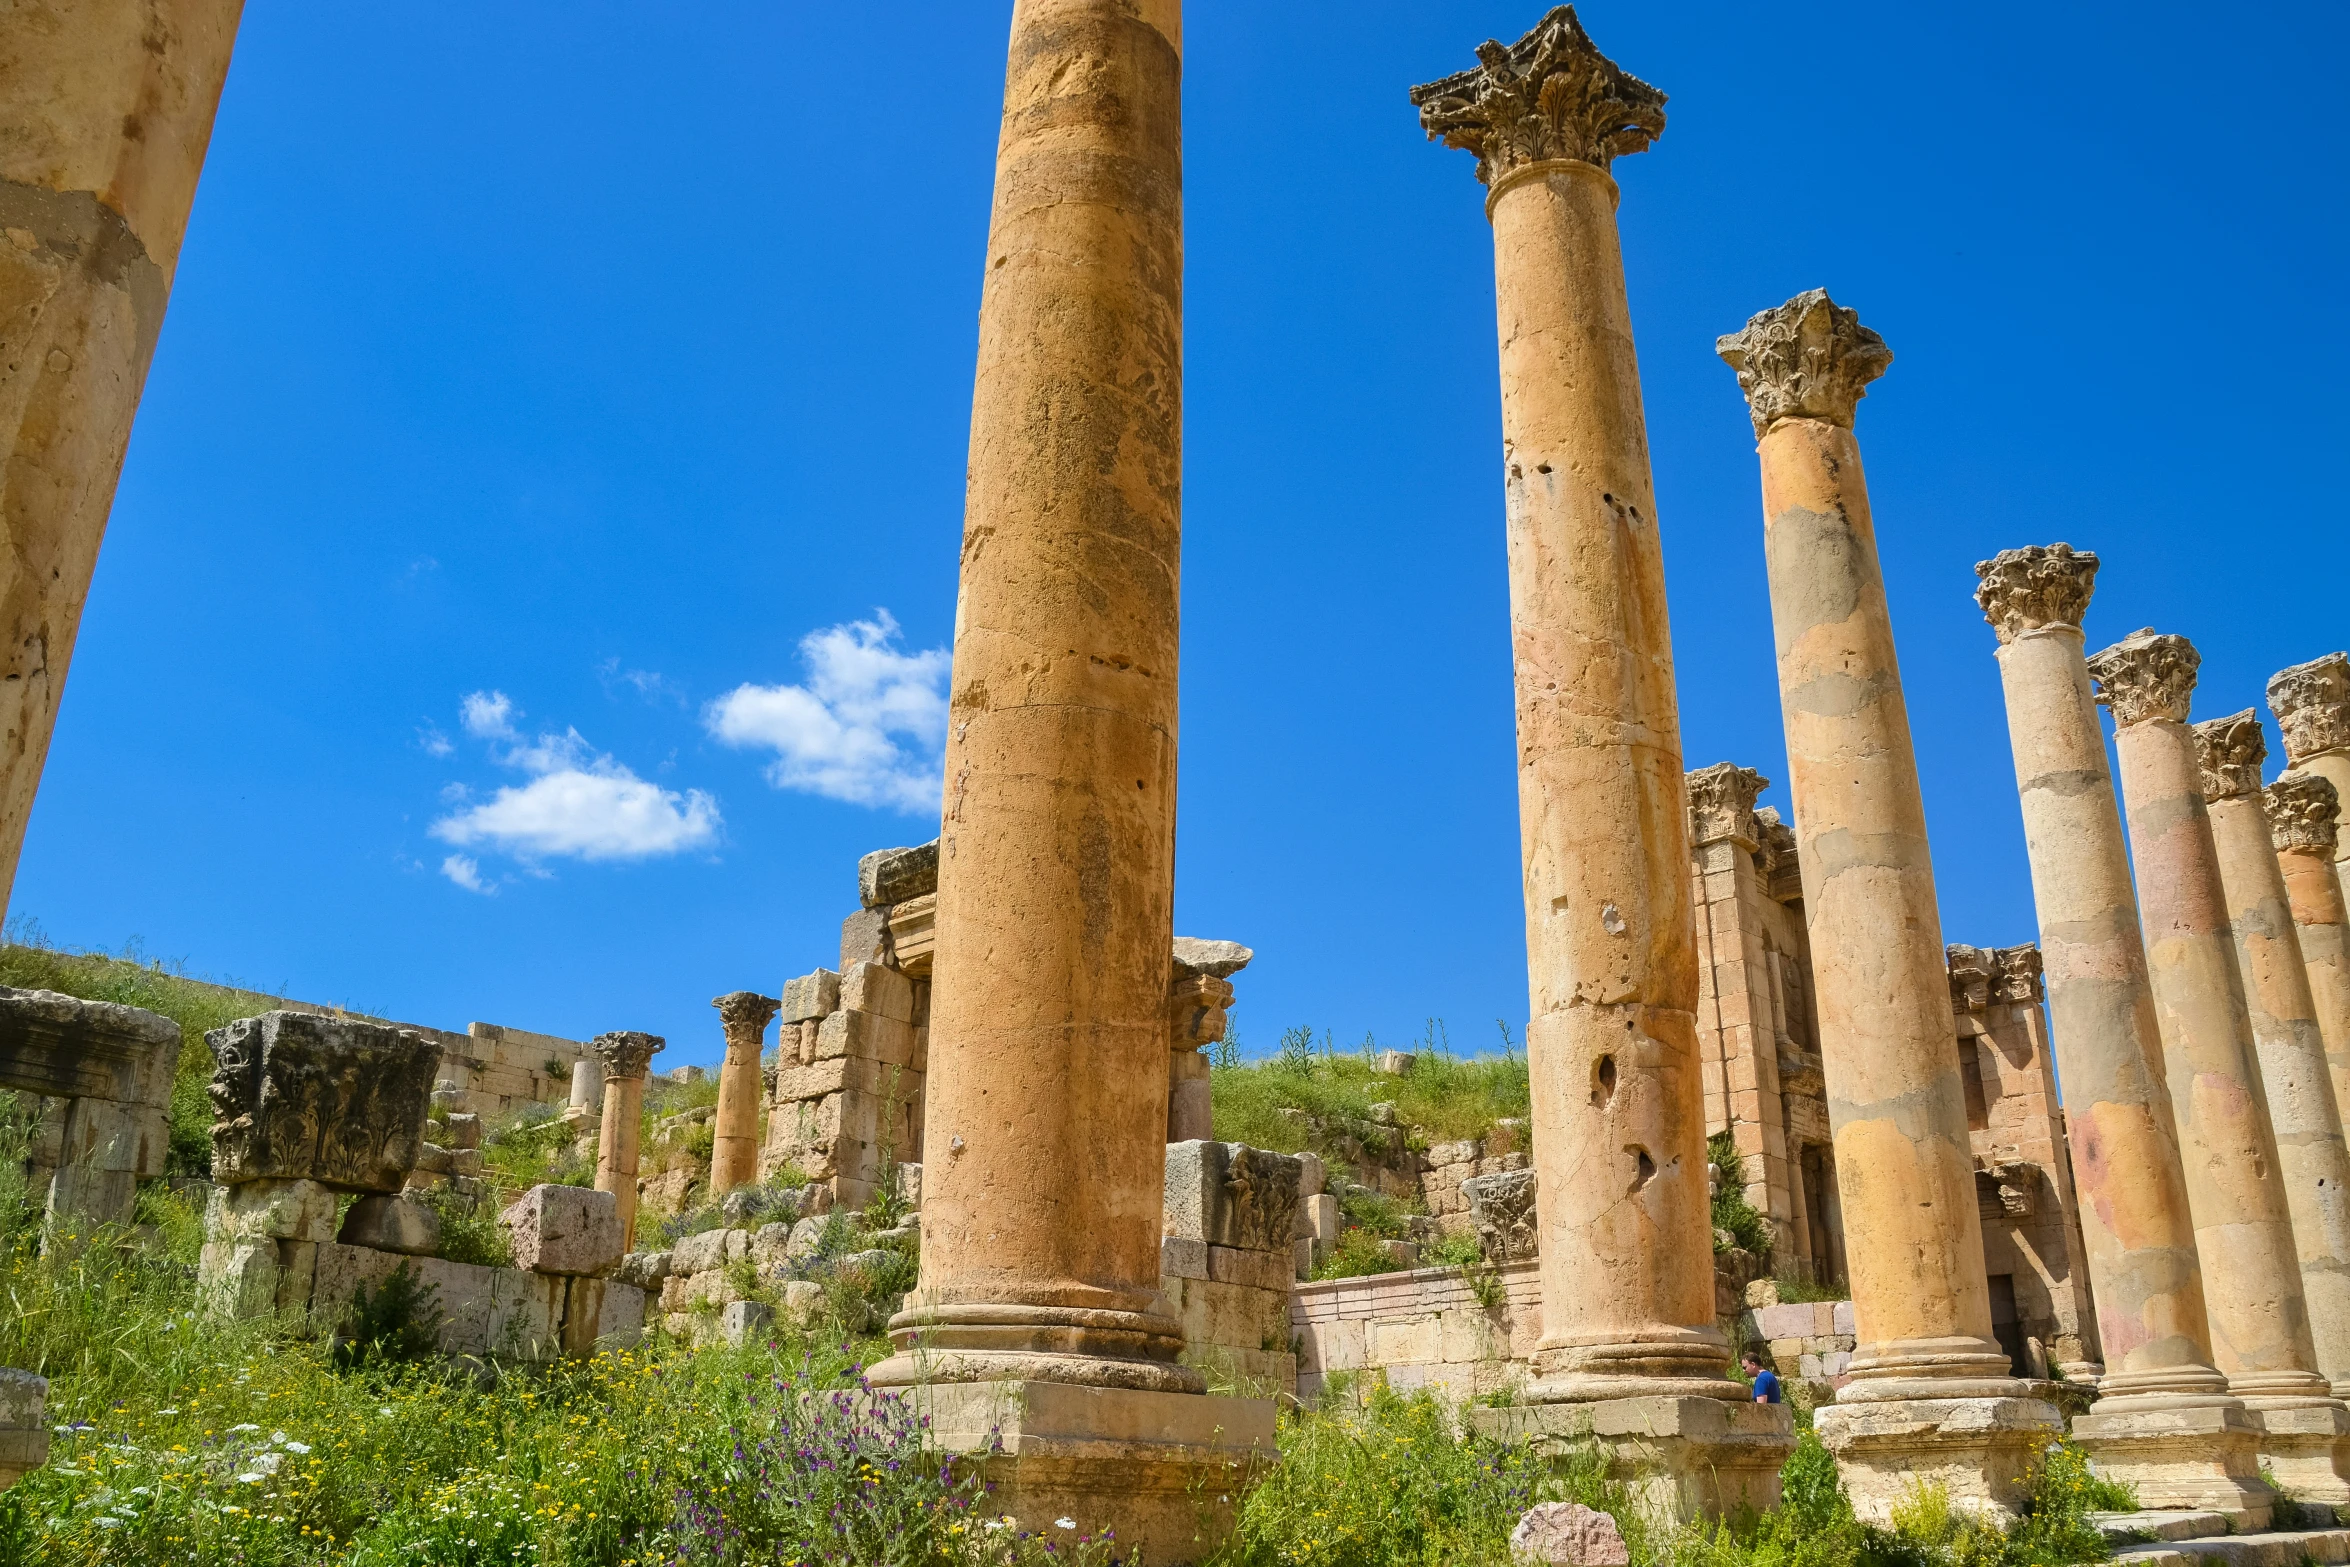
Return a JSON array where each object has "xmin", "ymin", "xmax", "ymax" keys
[
  {"xmin": 1468, "ymin": 1396, "xmax": 1797, "ymax": 1525},
  {"xmin": 1815, "ymin": 1396, "xmax": 2065, "ymax": 1525},
  {"xmin": 2247, "ymin": 1400, "xmax": 2350, "ymax": 1505},
  {"xmin": 901, "ymin": 1380, "xmax": 1275, "ymax": 1566},
  {"xmin": 2068, "ymin": 1400, "xmax": 2272, "ymax": 1526}
]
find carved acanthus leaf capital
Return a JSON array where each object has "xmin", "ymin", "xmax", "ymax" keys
[
  {"xmin": 712, "ymin": 991, "xmax": 781, "ymax": 1045},
  {"xmin": 2268, "ymin": 772, "xmax": 2342, "ymax": 857},
  {"xmin": 2087, "ymin": 628, "xmax": 2199, "ymax": 730},
  {"xmin": 1686, "ymin": 762, "xmax": 1769, "ymax": 847},
  {"xmin": 1975, "ymin": 544, "xmax": 2098, "ymax": 644},
  {"xmin": 1715, "ymin": 289, "xmax": 1893, "ymax": 439},
  {"xmin": 592, "ymin": 1029, "xmax": 664, "ymax": 1081},
  {"xmin": 2268, "ymin": 653, "xmax": 2350, "ymax": 764},
  {"xmin": 2191, "ymin": 710, "xmax": 2268, "ymax": 803},
  {"xmin": 1994, "ymin": 945, "xmax": 2045, "ymax": 1006},
  {"xmin": 1947, "ymin": 945, "xmax": 1995, "ymax": 1014},
  {"xmin": 1409, "ymin": 5, "xmax": 1665, "ymax": 187}
]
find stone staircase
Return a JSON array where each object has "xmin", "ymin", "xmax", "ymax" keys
[{"xmin": 2099, "ymin": 1506, "xmax": 2350, "ymax": 1567}]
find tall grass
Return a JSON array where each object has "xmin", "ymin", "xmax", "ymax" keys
[{"xmin": 1210, "ymin": 1020, "xmax": 1530, "ymax": 1154}]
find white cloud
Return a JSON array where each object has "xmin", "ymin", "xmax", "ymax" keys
[
  {"xmin": 418, "ymin": 725, "xmax": 454, "ymax": 759},
  {"xmin": 428, "ymin": 694, "xmax": 721, "ymax": 873},
  {"xmin": 705, "ymin": 611, "xmax": 948, "ymax": 814},
  {"xmin": 461, "ymin": 690, "xmax": 517, "ymax": 740}
]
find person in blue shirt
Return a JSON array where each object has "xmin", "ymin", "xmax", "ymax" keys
[{"xmin": 1743, "ymin": 1350, "xmax": 1782, "ymax": 1404}]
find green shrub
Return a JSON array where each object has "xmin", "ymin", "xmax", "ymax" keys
[
  {"xmin": 332, "ymin": 1262, "xmax": 444, "ymax": 1369},
  {"xmin": 1709, "ymin": 1132, "xmax": 1773, "ymax": 1259},
  {"xmin": 419, "ymin": 1186, "xmax": 512, "ymax": 1268},
  {"xmin": 1312, "ymin": 1228, "xmax": 1404, "ymax": 1283}
]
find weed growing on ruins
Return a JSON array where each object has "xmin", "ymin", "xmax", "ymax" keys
[
  {"xmin": 1210, "ymin": 1028, "xmax": 1531, "ymax": 1154},
  {"xmin": 477, "ymin": 1106, "xmax": 597, "ymax": 1198},
  {"xmin": 423, "ymin": 1183, "xmax": 517, "ymax": 1268},
  {"xmin": 331, "ymin": 1263, "xmax": 445, "ymax": 1369},
  {"xmin": 1708, "ymin": 1133, "xmax": 1773, "ymax": 1259}
]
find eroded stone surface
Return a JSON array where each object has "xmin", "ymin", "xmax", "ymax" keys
[
  {"xmin": 2091, "ymin": 630, "xmax": 2201, "ymax": 729},
  {"xmin": 1716, "ymin": 290, "xmax": 1893, "ymax": 438},
  {"xmin": 1409, "ymin": 6, "xmax": 1666, "ymax": 184},
  {"xmin": 1511, "ymin": 1501, "xmax": 1631, "ymax": 1565},
  {"xmin": 501, "ymin": 1185, "xmax": 622, "ymax": 1277},
  {"xmin": 339, "ymin": 1193, "xmax": 442, "ymax": 1257},
  {"xmin": 1975, "ymin": 544, "xmax": 2098, "ymax": 643},
  {"xmin": 2270, "ymin": 654, "xmax": 2350, "ymax": 764},
  {"xmin": 206, "ymin": 1012, "xmax": 441, "ymax": 1192},
  {"xmin": 858, "ymin": 841, "xmax": 938, "ymax": 909},
  {"xmin": 1465, "ymin": 1169, "xmax": 1539, "ymax": 1263}
]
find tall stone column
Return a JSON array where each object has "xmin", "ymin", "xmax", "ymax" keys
[
  {"xmin": 1717, "ymin": 291, "xmax": 2059, "ymax": 1524},
  {"xmin": 862, "ymin": 1, "xmax": 1268, "ymax": 1553},
  {"xmin": 2089, "ymin": 630, "xmax": 2350, "ymax": 1502},
  {"xmin": 2195, "ymin": 713, "xmax": 2350, "ymax": 1398},
  {"xmin": 1974, "ymin": 545, "xmax": 2266, "ymax": 1521},
  {"xmin": 1412, "ymin": 8, "xmax": 1787, "ymax": 1522},
  {"xmin": 2271, "ymin": 655, "xmax": 2350, "ymax": 878},
  {"xmin": 592, "ymin": 1030, "xmax": 662, "ymax": 1253},
  {"xmin": 0, "ymin": 0, "xmax": 246, "ymax": 908},
  {"xmin": 709, "ymin": 991, "xmax": 778, "ymax": 1196},
  {"xmin": 2271, "ymin": 775, "xmax": 2350, "ymax": 1197}
]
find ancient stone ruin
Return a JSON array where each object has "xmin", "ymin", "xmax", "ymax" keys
[{"xmin": 0, "ymin": 986, "xmax": 180, "ymax": 1234}]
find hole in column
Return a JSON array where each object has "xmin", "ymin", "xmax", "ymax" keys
[
  {"xmin": 1629, "ymin": 1145, "xmax": 1656, "ymax": 1190},
  {"xmin": 1536, "ymin": 463, "xmax": 1552, "ymax": 474},
  {"xmin": 1593, "ymin": 1054, "xmax": 1617, "ymax": 1107},
  {"xmin": 1602, "ymin": 493, "xmax": 1616, "ymax": 505}
]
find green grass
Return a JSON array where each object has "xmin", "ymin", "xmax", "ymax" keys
[
  {"xmin": 0, "ymin": 932, "xmax": 315, "ymax": 1178},
  {"xmin": 1210, "ymin": 1021, "xmax": 1530, "ymax": 1156},
  {"xmin": 1709, "ymin": 1133, "xmax": 1774, "ymax": 1260}
]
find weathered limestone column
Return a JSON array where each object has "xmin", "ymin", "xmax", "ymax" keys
[
  {"xmin": 1717, "ymin": 291, "xmax": 2059, "ymax": 1523},
  {"xmin": 1413, "ymin": 8, "xmax": 1787, "ymax": 1521},
  {"xmin": 2271, "ymin": 775, "xmax": 2350, "ymax": 1208},
  {"xmin": 592, "ymin": 1030, "xmax": 662, "ymax": 1253},
  {"xmin": 2090, "ymin": 630, "xmax": 2350, "ymax": 1502},
  {"xmin": 2195, "ymin": 712, "xmax": 2350, "ymax": 1398},
  {"xmin": 2271, "ymin": 655, "xmax": 2350, "ymax": 878},
  {"xmin": 862, "ymin": 1, "xmax": 1269, "ymax": 1553},
  {"xmin": 0, "ymin": 0, "xmax": 246, "ymax": 908},
  {"xmin": 1974, "ymin": 545, "xmax": 2266, "ymax": 1521},
  {"xmin": 709, "ymin": 991, "xmax": 778, "ymax": 1196}
]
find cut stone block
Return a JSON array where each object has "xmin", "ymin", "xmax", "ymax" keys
[
  {"xmin": 501, "ymin": 1185, "xmax": 622, "ymax": 1277},
  {"xmin": 338, "ymin": 1193, "xmax": 443, "ymax": 1257},
  {"xmin": 859, "ymin": 840, "xmax": 939, "ymax": 908},
  {"xmin": 1165, "ymin": 1141, "xmax": 1303, "ymax": 1252},
  {"xmin": 209, "ymin": 1178, "xmax": 339, "ymax": 1243},
  {"xmin": 781, "ymin": 968, "xmax": 842, "ymax": 1025},
  {"xmin": 205, "ymin": 1011, "xmax": 442, "ymax": 1191},
  {"xmin": 1474, "ymin": 1396, "xmax": 1797, "ymax": 1527},
  {"xmin": 840, "ymin": 962, "xmax": 916, "ymax": 1024},
  {"xmin": 1170, "ymin": 938, "xmax": 1253, "ymax": 980},
  {"xmin": 1464, "ymin": 1169, "xmax": 1538, "ymax": 1263},
  {"xmin": 0, "ymin": 1369, "xmax": 48, "ymax": 1492},
  {"xmin": 0, "ymin": 986, "xmax": 180, "ymax": 1106},
  {"xmin": 597, "ymin": 1280, "xmax": 647, "ymax": 1348},
  {"xmin": 721, "ymin": 1299, "xmax": 775, "ymax": 1346},
  {"xmin": 1161, "ymin": 1235, "xmax": 1209, "ymax": 1280},
  {"xmin": 1512, "ymin": 1501, "xmax": 1631, "ymax": 1565}
]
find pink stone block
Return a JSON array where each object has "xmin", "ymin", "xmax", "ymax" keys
[{"xmin": 500, "ymin": 1185, "xmax": 622, "ymax": 1277}]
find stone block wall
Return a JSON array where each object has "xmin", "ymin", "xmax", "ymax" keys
[
  {"xmin": 1292, "ymin": 1261, "xmax": 1543, "ymax": 1405},
  {"xmin": 762, "ymin": 960, "xmax": 927, "ymax": 1213},
  {"xmin": 1164, "ymin": 1140, "xmax": 1307, "ymax": 1394},
  {"xmin": 1418, "ymin": 1126, "xmax": 1531, "ymax": 1231},
  {"xmin": 1744, "ymin": 1298, "xmax": 1857, "ymax": 1392},
  {"xmin": 0, "ymin": 987, "xmax": 181, "ymax": 1232},
  {"xmin": 429, "ymin": 1022, "xmax": 591, "ymax": 1121}
]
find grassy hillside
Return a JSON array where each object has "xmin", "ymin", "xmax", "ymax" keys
[{"xmin": 1209, "ymin": 1023, "xmax": 1531, "ymax": 1155}]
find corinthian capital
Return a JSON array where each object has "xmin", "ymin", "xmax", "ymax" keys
[
  {"xmin": 2268, "ymin": 773, "xmax": 2342, "ymax": 857},
  {"xmin": 1974, "ymin": 544, "xmax": 2098, "ymax": 644},
  {"xmin": 712, "ymin": 991, "xmax": 780, "ymax": 1045},
  {"xmin": 1715, "ymin": 290, "xmax": 1893, "ymax": 439},
  {"xmin": 1685, "ymin": 762, "xmax": 1769, "ymax": 847},
  {"xmin": 2087, "ymin": 628, "xmax": 2199, "ymax": 730},
  {"xmin": 1947, "ymin": 945, "xmax": 1995, "ymax": 1014},
  {"xmin": 1994, "ymin": 945, "xmax": 2045, "ymax": 1006},
  {"xmin": 1409, "ymin": 6, "xmax": 1666, "ymax": 187},
  {"xmin": 2191, "ymin": 710, "xmax": 2268, "ymax": 802},
  {"xmin": 2268, "ymin": 653, "xmax": 2350, "ymax": 763},
  {"xmin": 592, "ymin": 1029, "xmax": 664, "ymax": 1081}
]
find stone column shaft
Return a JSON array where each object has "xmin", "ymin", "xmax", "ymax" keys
[
  {"xmin": 710, "ymin": 991, "xmax": 779, "ymax": 1197},
  {"xmin": 2197, "ymin": 715, "xmax": 2350, "ymax": 1395},
  {"xmin": 1976, "ymin": 546, "xmax": 2262, "ymax": 1521},
  {"xmin": 872, "ymin": 0, "xmax": 1192, "ymax": 1393},
  {"xmin": 1412, "ymin": 2, "xmax": 1729, "ymax": 1414},
  {"xmin": 1720, "ymin": 291, "xmax": 2056, "ymax": 1524},
  {"xmin": 2272, "ymin": 776, "xmax": 2350, "ymax": 1252},
  {"xmin": 0, "ymin": 0, "xmax": 246, "ymax": 906},
  {"xmin": 592, "ymin": 1030, "xmax": 662, "ymax": 1254}
]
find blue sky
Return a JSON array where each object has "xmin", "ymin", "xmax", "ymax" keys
[{"xmin": 16, "ymin": 1, "xmax": 2345, "ymax": 1071}]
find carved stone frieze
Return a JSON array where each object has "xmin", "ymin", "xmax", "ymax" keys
[
  {"xmin": 205, "ymin": 1012, "xmax": 441, "ymax": 1192},
  {"xmin": 593, "ymin": 1030, "xmax": 665, "ymax": 1082},
  {"xmin": 1686, "ymin": 762, "xmax": 1769, "ymax": 848},
  {"xmin": 1993, "ymin": 945, "xmax": 2045, "ymax": 1007},
  {"xmin": 2087, "ymin": 628, "xmax": 2200, "ymax": 729},
  {"xmin": 1946, "ymin": 945, "xmax": 1995, "ymax": 1014},
  {"xmin": 1715, "ymin": 289, "xmax": 1893, "ymax": 438},
  {"xmin": 1408, "ymin": 5, "xmax": 1665, "ymax": 186},
  {"xmin": 1975, "ymin": 1161, "xmax": 2037, "ymax": 1223},
  {"xmin": 2191, "ymin": 710, "xmax": 2268, "ymax": 803},
  {"xmin": 1973, "ymin": 544, "xmax": 2098, "ymax": 644},
  {"xmin": 712, "ymin": 992, "xmax": 780, "ymax": 1046},
  {"xmin": 2269, "ymin": 653, "xmax": 2350, "ymax": 763},
  {"xmin": 1463, "ymin": 1167, "xmax": 1539, "ymax": 1264},
  {"xmin": 2268, "ymin": 773, "xmax": 2342, "ymax": 857}
]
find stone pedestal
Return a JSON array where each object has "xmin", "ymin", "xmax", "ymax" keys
[
  {"xmin": 0, "ymin": 0, "xmax": 246, "ymax": 907},
  {"xmin": 1719, "ymin": 291, "xmax": 2057, "ymax": 1517},
  {"xmin": 1470, "ymin": 1396, "xmax": 1795, "ymax": 1527},
  {"xmin": 2067, "ymin": 1402, "xmax": 2271, "ymax": 1528},
  {"xmin": 1813, "ymin": 1399, "xmax": 2065, "ymax": 1526},
  {"xmin": 1975, "ymin": 545, "xmax": 2264, "ymax": 1513},
  {"xmin": 2270, "ymin": 654, "xmax": 2350, "ymax": 878},
  {"xmin": 2251, "ymin": 1402, "xmax": 2350, "ymax": 1505},
  {"xmin": 2196, "ymin": 712, "xmax": 2350, "ymax": 1396},
  {"xmin": 710, "ymin": 991, "xmax": 779, "ymax": 1196},
  {"xmin": 593, "ymin": 1031, "xmax": 662, "ymax": 1252},
  {"xmin": 1411, "ymin": 8, "xmax": 1754, "ymax": 1458},
  {"xmin": 2090, "ymin": 630, "xmax": 2350, "ymax": 1495},
  {"xmin": 903, "ymin": 1381, "xmax": 1273, "ymax": 1565}
]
